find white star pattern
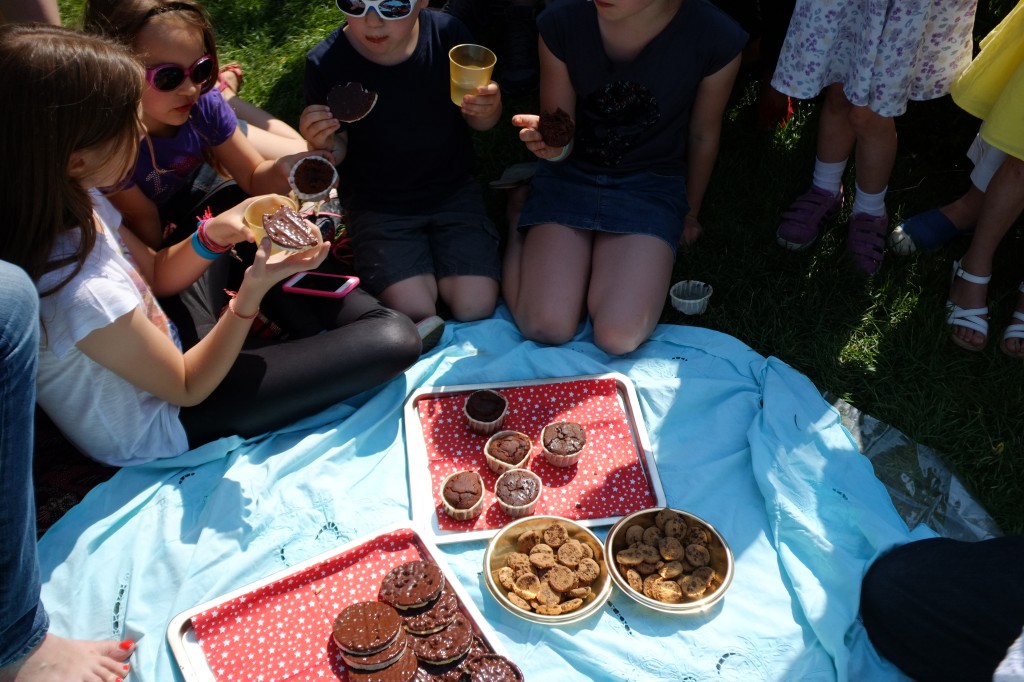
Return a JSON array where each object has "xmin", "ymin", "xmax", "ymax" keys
[
  {"xmin": 191, "ymin": 530, "xmax": 435, "ymax": 680},
  {"xmin": 419, "ymin": 378, "xmax": 656, "ymax": 533}
]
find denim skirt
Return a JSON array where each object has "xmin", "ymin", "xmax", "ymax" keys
[{"xmin": 517, "ymin": 160, "xmax": 688, "ymax": 252}]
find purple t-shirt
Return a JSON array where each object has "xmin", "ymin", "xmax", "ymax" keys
[{"xmin": 130, "ymin": 89, "xmax": 238, "ymax": 206}]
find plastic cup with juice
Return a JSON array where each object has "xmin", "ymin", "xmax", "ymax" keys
[{"xmin": 449, "ymin": 44, "xmax": 496, "ymax": 106}]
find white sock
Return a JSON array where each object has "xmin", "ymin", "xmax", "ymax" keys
[
  {"xmin": 811, "ymin": 158, "xmax": 847, "ymax": 195},
  {"xmin": 851, "ymin": 184, "xmax": 887, "ymax": 217}
]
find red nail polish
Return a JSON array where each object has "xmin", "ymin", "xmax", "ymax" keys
[
  {"xmin": 119, "ymin": 639, "xmax": 134, "ymax": 650},
  {"xmin": 123, "ymin": 664, "xmax": 131, "ymax": 670},
  {"xmin": 115, "ymin": 678, "xmax": 123, "ymax": 682}
]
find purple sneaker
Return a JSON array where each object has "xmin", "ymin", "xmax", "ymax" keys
[
  {"xmin": 776, "ymin": 185, "xmax": 844, "ymax": 251},
  {"xmin": 845, "ymin": 211, "xmax": 889, "ymax": 275}
]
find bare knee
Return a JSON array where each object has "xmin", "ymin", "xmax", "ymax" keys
[
  {"xmin": 847, "ymin": 104, "xmax": 893, "ymax": 138},
  {"xmin": 441, "ymin": 277, "xmax": 498, "ymax": 321},
  {"xmin": 516, "ymin": 310, "xmax": 577, "ymax": 346},
  {"xmin": 1001, "ymin": 153, "xmax": 1024, "ymax": 180},
  {"xmin": 593, "ymin": 324, "xmax": 647, "ymax": 356},
  {"xmin": 823, "ymin": 84, "xmax": 852, "ymax": 116}
]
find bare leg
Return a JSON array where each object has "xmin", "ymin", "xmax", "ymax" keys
[
  {"xmin": 816, "ymin": 84, "xmax": 857, "ymax": 165},
  {"xmin": 511, "ymin": 223, "xmax": 593, "ymax": 346},
  {"xmin": 437, "ymin": 275, "xmax": 498, "ymax": 321},
  {"xmin": 377, "ymin": 274, "xmax": 439, "ymax": 322},
  {"xmin": 0, "ymin": 635, "xmax": 133, "ymax": 682},
  {"xmin": 217, "ymin": 69, "xmax": 306, "ymax": 158},
  {"xmin": 588, "ymin": 233, "xmax": 674, "ymax": 355},
  {"xmin": 848, "ymin": 105, "xmax": 897, "ymax": 195},
  {"xmin": 949, "ymin": 155, "xmax": 1024, "ymax": 349},
  {"xmin": 500, "ymin": 185, "xmax": 531, "ymax": 312},
  {"xmin": 938, "ymin": 184, "xmax": 986, "ymax": 230}
]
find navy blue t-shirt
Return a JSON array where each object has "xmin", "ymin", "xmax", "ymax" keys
[
  {"xmin": 305, "ymin": 10, "xmax": 477, "ymax": 212},
  {"xmin": 539, "ymin": 0, "xmax": 747, "ymax": 176}
]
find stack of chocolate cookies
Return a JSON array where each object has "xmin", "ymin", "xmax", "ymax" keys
[{"xmin": 331, "ymin": 559, "xmax": 523, "ymax": 681}]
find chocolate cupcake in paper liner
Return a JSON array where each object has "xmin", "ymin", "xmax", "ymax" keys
[{"xmin": 288, "ymin": 155, "xmax": 337, "ymax": 203}]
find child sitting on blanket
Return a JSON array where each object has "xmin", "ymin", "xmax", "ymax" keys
[
  {"xmin": 83, "ymin": 0, "xmax": 324, "ymax": 249},
  {"xmin": 299, "ymin": 0, "xmax": 503, "ymax": 326},
  {"xmin": 0, "ymin": 23, "xmax": 421, "ymax": 467}
]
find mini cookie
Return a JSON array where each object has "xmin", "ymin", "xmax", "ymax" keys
[
  {"xmin": 529, "ymin": 543, "xmax": 553, "ymax": 555},
  {"xmin": 625, "ymin": 568, "xmax": 644, "ymax": 592},
  {"xmin": 506, "ymin": 592, "xmax": 531, "ymax": 611},
  {"xmin": 658, "ymin": 561, "xmax": 685, "ymax": 580},
  {"xmin": 411, "ymin": 613, "xmax": 473, "ymax": 665},
  {"xmin": 505, "ymin": 552, "xmax": 532, "ymax": 574},
  {"xmin": 402, "ymin": 584, "xmax": 460, "ymax": 635},
  {"xmin": 653, "ymin": 579, "xmax": 683, "ymax": 604},
  {"xmin": 534, "ymin": 604, "xmax": 561, "ymax": 616},
  {"xmin": 692, "ymin": 566, "xmax": 717, "ymax": 583},
  {"xmin": 687, "ymin": 526, "xmax": 710, "ymax": 546},
  {"xmin": 496, "ymin": 566, "xmax": 515, "ymax": 591},
  {"xmin": 542, "ymin": 523, "xmax": 570, "ymax": 548},
  {"xmin": 662, "ymin": 517, "xmax": 687, "ymax": 541},
  {"xmin": 568, "ymin": 586, "xmax": 592, "ymax": 599},
  {"xmin": 635, "ymin": 560, "xmax": 663, "ymax": 576},
  {"xmin": 558, "ymin": 598, "xmax": 583, "ymax": 614},
  {"xmin": 632, "ymin": 543, "xmax": 661, "ymax": 563},
  {"xmin": 379, "ymin": 560, "xmax": 446, "ymax": 611},
  {"xmin": 684, "ymin": 544, "xmax": 711, "ymax": 567},
  {"xmin": 655, "ymin": 508, "xmax": 680, "ymax": 529},
  {"xmin": 556, "ymin": 540, "xmax": 584, "ymax": 567},
  {"xmin": 615, "ymin": 547, "xmax": 646, "ymax": 566},
  {"xmin": 658, "ymin": 537, "xmax": 684, "ymax": 561},
  {"xmin": 512, "ymin": 573, "xmax": 541, "ymax": 601},
  {"xmin": 516, "ymin": 530, "xmax": 540, "ymax": 554},
  {"xmin": 535, "ymin": 581, "xmax": 561, "ymax": 607},
  {"xmin": 579, "ymin": 542, "xmax": 594, "ymax": 560},
  {"xmin": 546, "ymin": 564, "xmax": 576, "ymax": 593},
  {"xmin": 642, "ymin": 526, "xmax": 664, "ymax": 546},
  {"xmin": 624, "ymin": 524, "xmax": 646, "ymax": 545},
  {"xmin": 678, "ymin": 574, "xmax": 708, "ymax": 599},
  {"xmin": 576, "ymin": 557, "xmax": 600, "ymax": 584},
  {"xmin": 528, "ymin": 550, "xmax": 556, "ymax": 570},
  {"xmin": 642, "ymin": 574, "xmax": 662, "ymax": 599}
]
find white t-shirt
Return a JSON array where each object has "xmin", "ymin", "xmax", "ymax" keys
[
  {"xmin": 35, "ymin": 194, "xmax": 189, "ymax": 466},
  {"xmin": 995, "ymin": 628, "xmax": 1024, "ymax": 682}
]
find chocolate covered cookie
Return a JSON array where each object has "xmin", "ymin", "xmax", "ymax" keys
[
  {"xmin": 380, "ymin": 560, "xmax": 446, "ymax": 611},
  {"xmin": 327, "ymin": 81, "xmax": 378, "ymax": 123},
  {"xmin": 402, "ymin": 584, "xmax": 460, "ymax": 635},
  {"xmin": 463, "ymin": 654, "xmax": 524, "ymax": 681},
  {"xmin": 333, "ymin": 601, "xmax": 403, "ymax": 656},
  {"xmin": 411, "ymin": 613, "xmax": 473, "ymax": 665},
  {"xmin": 348, "ymin": 646, "xmax": 419, "ymax": 682},
  {"xmin": 262, "ymin": 205, "xmax": 318, "ymax": 250}
]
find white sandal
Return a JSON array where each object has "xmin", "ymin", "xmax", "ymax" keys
[
  {"xmin": 1001, "ymin": 282, "xmax": 1024, "ymax": 359},
  {"xmin": 946, "ymin": 259, "xmax": 991, "ymax": 352}
]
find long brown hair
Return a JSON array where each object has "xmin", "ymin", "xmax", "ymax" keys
[{"xmin": 0, "ymin": 25, "xmax": 143, "ymax": 296}]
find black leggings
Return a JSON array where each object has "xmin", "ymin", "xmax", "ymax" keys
[
  {"xmin": 169, "ymin": 256, "xmax": 421, "ymax": 447},
  {"xmin": 860, "ymin": 536, "xmax": 1024, "ymax": 682}
]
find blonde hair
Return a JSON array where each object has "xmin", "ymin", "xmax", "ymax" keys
[{"xmin": 0, "ymin": 24, "xmax": 143, "ymax": 295}]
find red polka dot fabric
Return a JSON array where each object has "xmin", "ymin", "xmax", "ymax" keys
[
  {"xmin": 191, "ymin": 529, "xmax": 424, "ymax": 681},
  {"xmin": 418, "ymin": 378, "xmax": 657, "ymax": 532}
]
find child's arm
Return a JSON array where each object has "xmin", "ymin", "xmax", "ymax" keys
[
  {"xmin": 460, "ymin": 82, "xmax": 502, "ymax": 132},
  {"xmin": 107, "ymin": 185, "xmax": 165, "ymax": 250},
  {"xmin": 75, "ymin": 237, "xmax": 329, "ymax": 407},
  {"xmin": 684, "ymin": 54, "xmax": 742, "ymax": 246},
  {"xmin": 300, "ymin": 104, "xmax": 349, "ymax": 162},
  {"xmin": 212, "ymin": 127, "xmax": 334, "ymax": 197},
  {"xmin": 513, "ymin": 38, "xmax": 576, "ymax": 160}
]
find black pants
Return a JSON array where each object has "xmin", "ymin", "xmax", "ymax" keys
[
  {"xmin": 860, "ymin": 536, "xmax": 1024, "ymax": 682},
  {"xmin": 169, "ymin": 256, "xmax": 421, "ymax": 448}
]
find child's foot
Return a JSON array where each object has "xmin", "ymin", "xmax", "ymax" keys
[
  {"xmin": 416, "ymin": 315, "xmax": 446, "ymax": 355},
  {"xmin": 888, "ymin": 207, "xmax": 974, "ymax": 256},
  {"xmin": 845, "ymin": 211, "xmax": 888, "ymax": 275},
  {"xmin": 1001, "ymin": 283, "xmax": 1024, "ymax": 359},
  {"xmin": 216, "ymin": 63, "xmax": 244, "ymax": 100},
  {"xmin": 0, "ymin": 634, "xmax": 133, "ymax": 682},
  {"xmin": 947, "ymin": 260, "xmax": 991, "ymax": 351},
  {"xmin": 776, "ymin": 185, "xmax": 843, "ymax": 251}
]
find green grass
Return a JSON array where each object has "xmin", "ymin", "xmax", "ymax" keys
[{"xmin": 59, "ymin": 1, "xmax": 1024, "ymax": 534}]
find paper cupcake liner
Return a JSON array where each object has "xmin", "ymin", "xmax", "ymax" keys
[
  {"xmin": 484, "ymin": 430, "xmax": 533, "ymax": 474},
  {"xmin": 494, "ymin": 469, "xmax": 542, "ymax": 519},
  {"xmin": 669, "ymin": 280, "xmax": 713, "ymax": 315},
  {"xmin": 440, "ymin": 470, "xmax": 485, "ymax": 521},
  {"xmin": 464, "ymin": 390, "xmax": 508, "ymax": 436},
  {"xmin": 288, "ymin": 156, "xmax": 338, "ymax": 203}
]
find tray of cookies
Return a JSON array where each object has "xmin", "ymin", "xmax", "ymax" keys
[
  {"xmin": 166, "ymin": 523, "xmax": 517, "ymax": 681},
  {"xmin": 403, "ymin": 373, "xmax": 666, "ymax": 545}
]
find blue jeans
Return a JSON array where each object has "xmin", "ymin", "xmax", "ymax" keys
[{"xmin": 0, "ymin": 260, "xmax": 47, "ymax": 667}]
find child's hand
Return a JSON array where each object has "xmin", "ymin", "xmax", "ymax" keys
[
  {"xmin": 461, "ymin": 82, "xmax": 500, "ymax": 119},
  {"xmin": 512, "ymin": 113, "xmax": 567, "ymax": 161},
  {"xmin": 680, "ymin": 213, "xmax": 703, "ymax": 248},
  {"xmin": 275, "ymin": 150, "xmax": 338, "ymax": 188},
  {"xmin": 300, "ymin": 104, "xmax": 341, "ymax": 152},
  {"xmin": 244, "ymin": 237, "xmax": 331, "ymax": 295},
  {"xmin": 203, "ymin": 200, "xmax": 254, "ymax": 246}
]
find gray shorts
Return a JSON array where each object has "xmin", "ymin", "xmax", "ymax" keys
[{"xmin": 347, "ymin": 180, "xmax": 502, "ymax": 296}]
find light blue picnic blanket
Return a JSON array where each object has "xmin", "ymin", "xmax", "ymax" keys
[{"xmin": 38, "ymin": 306, "xmax": 935, "ymax": 681}]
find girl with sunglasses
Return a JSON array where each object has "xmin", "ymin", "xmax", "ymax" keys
[
  {"xmin": 83, "ymin": 0, "xmax": 325, "ymax": 250},
  {"xmin": 300, "ymin": 0, "xmax": 503, "ymax": 327},
  {"xmin": 0, "ymin": 21, "xmax": 421, "ymax": 468}
]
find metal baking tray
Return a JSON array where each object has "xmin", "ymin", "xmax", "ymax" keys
[
  {"xmin": 167, "ymin": 523, "xmax": 508, "ymax": 681},
  {"xmin": 403, "ymin": 372, "xmax": 665, "ymax": 545}
]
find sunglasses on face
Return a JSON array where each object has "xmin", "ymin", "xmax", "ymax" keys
[
  {"xmin": 145, "ymin": 54, "xmax": 214, "ymax": 92},
  {"xmin": 336, "ymin": 0, "xmax": 416, "ymax": 20}
]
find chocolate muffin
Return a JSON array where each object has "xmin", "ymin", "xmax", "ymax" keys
[
  {"xmin": 463, "ymin": 389, "xmax": 508, "ymax": 436},
  {"xmin": 493, "ymin": 469, "xmax": 542, "ymax": 518},
  {"xmin": 289, "ymin": 155, "xmax": 336, "ymax": 201},
  {"xmin": 440, "ymin": 470, "xmax": 484, "ymax": 521},
  {"xmin": 483, "ymin": 431, "xmax": 532, "ymax": 474},
  {"xmin": 262, "ymin": 205, "xmax": 318, "ymax": 250},
  {"xmin": 541, "ymin": 421, "xmax": 586, "ymax": 467},
  {"xmin": 327, "ymin": 81, "xmax": 379, "ymax": 123},
  {"xmin": 538, "ymin": 107, "xmax": 575, "ymax": 148}
]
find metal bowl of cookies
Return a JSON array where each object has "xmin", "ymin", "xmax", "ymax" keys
[
  {"xmin": 604, "ymin": 507, "xmax": 733, "ymax": 614},
  {"xmin": 483, "ymin": 515, "xmax": 612, "ymax": 625}
]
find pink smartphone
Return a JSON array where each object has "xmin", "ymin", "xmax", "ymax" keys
[{"xmin": 282, "ymin": 272, "xmax": 360, "ymax": 298}]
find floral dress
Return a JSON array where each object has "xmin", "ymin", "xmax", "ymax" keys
[{"xmin": 771, "ymin": 0, "xmax": 978, "ymax": 117}]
